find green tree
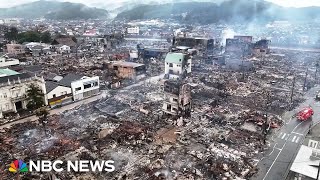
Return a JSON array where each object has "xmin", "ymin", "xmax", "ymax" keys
[
  {"xmin": 36, "ymin": 107, "xmax": 50, "ymax": 136},
  {"xmin": 26, "ymin": 83, "xmax": 45, "ymax": 110},
  {"xmin": 18, "ymin": 31, "xmax": 41, "ymax": 43},
  {"xmin": 40, "ymin": 31, "xmax": 52, "ymax": 43},
  {"xmin": 4, "ymin": 27, "xmax": 18, "ymax": 41}
]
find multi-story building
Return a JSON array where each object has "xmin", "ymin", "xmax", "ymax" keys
[
  {"xmin": 162, "ymin": 80, "xmax": 192, "ymax": 117},
  {"xmin": 164, "ymin": 52, "xmax": 191, "ymax": 79},
  {"xmin": 58, "ymin": 74, "xmax": 100, "ymax": 102},
  {"xmin": 0, "ymin": 69, "xmax": 47, "ymax": 118},
  {"xmin": 71, "ymin": 76, "xmax": 100, "ymax": 101}
]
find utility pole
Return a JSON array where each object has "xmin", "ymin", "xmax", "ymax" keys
[
  {"xmin": 317, "ymin": 161, "xmax": 320, "ymax": 180},
  {"xmin": 263, "ymin": 91, "xmax": 271, "ymax": 144},
  {"xmin": 290, "ymin": 76, "xmax": 296, "ymax": 107},
  {"xmin": 315, "ymin": 61, "xmax": 319, "ymax": 83},
  {"xmin": 303, "ymin": 69, "xmax": 308, "ymax": 91}
]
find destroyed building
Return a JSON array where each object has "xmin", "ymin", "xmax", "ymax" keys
[
  {"xmin": 111, "ymin": 61, "xmax": 146, "ymax": 80},
  {"xmin": 162, "ymin": 80, "xmax": 192, "ymax": 117},
  {"xmin": 172, "ymin": 37, "xmax": 214, "ymax": 51},
  {"xmin": 252, "ymin": 39, "xmax": 271, "ymax": 57}
]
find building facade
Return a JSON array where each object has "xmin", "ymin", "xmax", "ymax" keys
[
  {"xmin": 71, "ymin": 76, "xmax": 100, "ymax": 101},
  {"xmin": 164, "ymin": 52, "xmax": 191, "ymax": 79},
  {"xmin": 45, "ymin": 81, "xmax": 72, "ymax": 108},
  {"xmin": 162, "ymin": 80, "xmax": 192, "ymax": 117},
  {"xmin": 0, "ymin": 71, "xmax": 46, "ymax": 118}
]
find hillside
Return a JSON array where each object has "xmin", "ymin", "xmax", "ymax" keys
[
  {"xmin": 115, "ymin": 0, "xmax": 320, "ymax": 24},
  {"xmin": 0, "ymin": 1, "xmax": 109, "ymax": 20}
]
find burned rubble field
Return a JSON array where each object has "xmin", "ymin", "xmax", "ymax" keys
[{"xmin": 1, "ymin": 50, "xmax": 319, "ymax": 180}]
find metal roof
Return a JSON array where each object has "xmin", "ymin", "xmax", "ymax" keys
[
  {"xmin": 0, "ymin": 68, "xmax": 20, "ymax": 76},
  {"xmin": 290, "ymin": 145, "xmax": 320, "ymax": 179},
  {"xmin": 165, "ymin": 53, "xmax": 185, "ymax": 64}
]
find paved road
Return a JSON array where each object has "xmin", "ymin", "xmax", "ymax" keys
[{"xmin": 253, "ymin": 86, "xmax": 320, "ymax": 180}]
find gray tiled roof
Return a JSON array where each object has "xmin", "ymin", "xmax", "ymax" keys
[{"xmin": 59, "ymin": 73, "xmax": 83, "ymax": 87}]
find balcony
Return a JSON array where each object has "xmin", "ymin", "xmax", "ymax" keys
[{"xmin": 10, "ymin": 94, "xmax": 27, "ymax": 101}]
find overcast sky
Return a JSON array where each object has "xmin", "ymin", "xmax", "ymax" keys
[{"xmin": 0, "ymin": 0, "xmax": 319, "ymax": 8}]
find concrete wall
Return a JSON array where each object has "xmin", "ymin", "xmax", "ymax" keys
[
  {"xmin": 47, "ymin": 86, "xmax": 71, "ymax": 99},
  {"xmin": 71, "ymin": 76, "xmax": 99, "ymax": 101}
]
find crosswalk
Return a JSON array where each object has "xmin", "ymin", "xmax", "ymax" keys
[{"xmin": 277, "ymin": 132, "xmax": 301, "ymax": 144}]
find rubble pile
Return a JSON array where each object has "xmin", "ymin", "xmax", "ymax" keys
[{"xmin": 1, "ymin": 48, "xmax": 320, "ymax": 179}]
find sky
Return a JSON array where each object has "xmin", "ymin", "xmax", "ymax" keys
[{"xmin": 0, "ymin": 0, "xmax": 319, "ymax": 8}]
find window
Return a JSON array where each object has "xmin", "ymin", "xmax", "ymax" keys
[
  {"xmin": 53, "ymin": 94, "xmax": 56, "ymax": 98},
  {"xmin": 167, "ymin": 104, "xmax": 171, "ymax": 111},
  {"xmin": 169, "ymin": 63, "xmax": 173, "ymax": 67},
  {"xmin": 84, "ymin": 84, "xmax": 91, "ymax": 89},
  {"xmin": 75, "ymin": 87, "xmax": 81, "ymax": 91},
  {"xmin": 93, "ymin": 82, "xmax": 98, "ymax": 87},
  {"xmin": 3, "ymin": 93, "xmax": 7, "ymax": 98},
  {"xmin": 173, "ymin": 98, "xmax": 178, "ymax": 102},
  {"xmin": 5, "ymin": 103, "xmax": 9, "ymax": 110},
  {"xmin": 309, "ymin": 140, "xmax": 318, "ymax": 148}
]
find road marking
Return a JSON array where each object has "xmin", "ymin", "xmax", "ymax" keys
[
  {"xmin": 281, "ymin": 133, "xmax": 286, "ymax": 139},
  {"xmin": 285, "ymin": 135, "xmax": 289, "ymax": 141},
  {"xmin": 263, "ymin": 121, "xmax": 304, "ymax": 180},
  {"xmin": 292, "ymin": 132, "xmax": 303, "ymax": 136},
  {"xmin": 295, "ymin": 137, "xmax": 300, "ymax": 143},
  {"xmin": 292, "ymin": 136, "xmax": 297, "ymax": 142},
  {"xmin": 278, "ymin": 132, "xmax": 283, "ymax": 138}
]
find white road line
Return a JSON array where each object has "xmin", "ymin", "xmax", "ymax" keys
[
  {"xmin": 263, "ymin": 121, "xmax": 304, "ymax": 180},
  {"xmin": 281, "ymin": 133, "xmax": 287, "ymax": 139},
  {"xmin": 278, "ymin": 132, "xmax": 283, "ymax": 138},
  {"xmin": 292, "ymin": 132, "xmax": 303, "ymax": 136},
  {"xmin": 292, "ymin": 136, "xmax": 297, "ymax": 142},
  {"xmin": 295, "ymin": 137, "xmax": 300, "ymax": 143},
  {"xmin": 285, "ymin": 135, "xmax": 289, "ymax": 141}
]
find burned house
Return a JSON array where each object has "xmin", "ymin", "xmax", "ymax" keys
[
  {"xmin": 234, "ymin": 36, "xmax": 253, "ymax": 43},
  {"xmin": 172, "ymin": 37, "xmax": 214, "ymax": 51},
  {"xmin": 111, "ymin": 61, "xmax": 146, "ymax": 80},
  {"xmin": 225, "ymin": 36, "xmax": 253, "ymax": 55},
  {"xmin": 164, "ymin": 52, "xmax": 191, "ymax": 79},
  {"xmin": 253, "ymin": 39, "xmax": 271, "ymax": 56},
  {"xmin": 162, "ymin": 80, "xmax": 191, "ymax": 117},
  {"xmin": 205, "ymin": 55, "xmax": 226, "ymax": 66},
  {"xmin": 137, "ymin": 46, "xmax": 168, "ymax": 59}
]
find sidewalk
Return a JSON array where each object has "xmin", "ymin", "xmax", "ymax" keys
[{"xmin": 0, "ymin": 93, "xmax": 104, "ymax": 129}]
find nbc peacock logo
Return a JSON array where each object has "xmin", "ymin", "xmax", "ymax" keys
[{"xmin": 9, "ymin": 160, "xmax": 28, "ymax": 173}]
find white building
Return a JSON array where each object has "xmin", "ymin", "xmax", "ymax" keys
[
  {"xmin": 164, "ymin": 52, "xmax": 191, "ymax": 79},
  {"xmin": 127, "ymin": 27, "xmax": 140, "ymax": 34},
  {"xmin": 45, "ymin": 81, "xmax": 72, "ymax": 108},
  {"xmin": 58, "ymin": 45, "xmax": 71, "ymax": 54},
  {"xmin": 0, "ymin": 69, "xmax": 47, "ymax": 118},
  {"xmin": 71, "ymin": 76, "xmax": 99, "ymax": 101},
  {"xmin": 0, "ymin": 56, "xmax": 19, "ymax": 68}
]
